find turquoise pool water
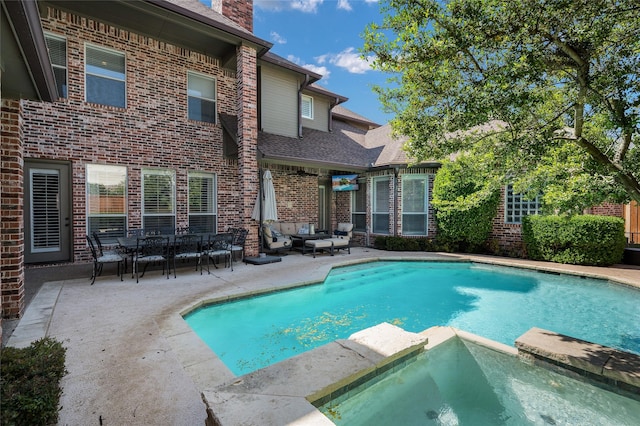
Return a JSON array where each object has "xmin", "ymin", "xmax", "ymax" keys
[
  {"xmin": 184, "ymin": 261, "xmax": 640, "ymax": 375},
  {"xmin": 319, "ymin": 338, "xmax": 640, "ymax": 425}
]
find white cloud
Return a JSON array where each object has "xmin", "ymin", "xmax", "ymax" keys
[
  {"xmin": 337, "ymin": 0, "xmax": 352, "ymax": 11},
  {"xmin": 286, "ymin": 55, "xmax": 330, "ymax": 79},
  {"xmin": 256, "ymin": 0, "xmax": 369, "ymax": 13},
  {"xmin": 286, "ymin": 54, "xmax": 302, "ymax": 64},
  {"xmin": 302, "ymin": 64, "xmax": 330, "ymax": 79},
  {"xmin": 270, "ymin": 31, "xmax": 287, "ymax": 44},
  {"xmin": 317, "ymin": 47, "xmax": 374, "ymax": 74},
  {"xmin": 291, "ymin": 0, "xmax": 324, "ymax": 13}
]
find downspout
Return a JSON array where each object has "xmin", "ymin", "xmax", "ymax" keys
[
  {"xmin": 393, "ymin": 167, "xmax": 400, "ymax": 236},
  {"xmin": 329, "ymin": 97, "xmax": 340, "ymax": 132},
  {"xmin": 298, "ymin": 74, "xmax": 310, "ymax": 138}
]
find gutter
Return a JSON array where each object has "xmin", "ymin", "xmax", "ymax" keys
[
  {"xmin": 3, "ymin": 0, "xmax": 58, "ymax": 101},
  {"xmin": 329, "ymin": 96, "xmax": 346, "ymax": 132},
  {"xmin": 148, "ymin": 0, "xmax": 272, "ymax": 56}
]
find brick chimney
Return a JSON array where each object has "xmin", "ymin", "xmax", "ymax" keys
[{"xmin": 212, "ymin": 0, "xmax": 253, "ymax": 33}]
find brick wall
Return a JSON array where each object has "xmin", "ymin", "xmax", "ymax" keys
[
  {"xmin": 236, "ymin": 43, "xmax": 259, "ymax": 256},
  {"xmin": 585, "ymin": 203, "xmax": 624, "ymax": 217},
  {"xmin": 489, "ymin": 187, "xmax": 525, "ymax": 256},
  {"xmin": 222, "ymin": 0, "xmax": 253, "ymax": 32},
  {"xmin": 20, "ymin": 7, "xmax": 244, "ymax": 264},
  {"xmin": 1, "ymin": 99, "xmax": 25, "ymax": 319},
  {"xmin": 268, "ymin": 167, "xmax": 318, "ymax": 223}
]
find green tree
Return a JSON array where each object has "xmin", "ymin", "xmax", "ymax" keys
[
  {"xmin": 363, "ymin": 0, "xmax": 640, "ymax": 211},
  {"xmin": 432, "ymin": 152, "xmax": 500, "ymax": 251}
]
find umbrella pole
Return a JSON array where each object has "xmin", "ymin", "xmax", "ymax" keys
[{"xmin": 258, "ymin": 166, "xmax": 264, "ymax": 254}]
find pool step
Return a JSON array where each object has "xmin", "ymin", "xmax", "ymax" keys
[{"xmin": 516, "ymin": 327, "xmax": 640, "ymax": 399}]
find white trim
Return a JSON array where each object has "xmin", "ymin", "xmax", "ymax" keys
[
  {"xmin": 401, "ymin": 174, "xmax": 429, "ymax": 236},
  {"xmin": 301, "ymin": 94, "xmax": 314, "ymax": 119}
]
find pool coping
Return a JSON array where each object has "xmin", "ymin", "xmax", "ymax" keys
[
  {"xmin": 157, "ymin": 256, "xmax": 640, "ymax": 425},
  {"xmin": 516, "ymin": 327, "xmax": 640, "ymax": 397}
]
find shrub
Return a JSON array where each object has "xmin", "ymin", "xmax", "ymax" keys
[
  {"xmin": 522, "ymin": 214, "xmax": 626, "ymax": 266},
  {"xmin": 1, "ymin": 337, "xmax": 67, "ymax": 426},
  {"xmin": 432, "ymin": 155, "xmax": 500, "ymax": 252},
  {"xmin": 373, "ymin": 236, "xmax": 457, "ymax": 253}
]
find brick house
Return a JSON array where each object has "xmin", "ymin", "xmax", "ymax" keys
[{"xmin": 1, "ymin": 0, "xmax": 635, "ymax": 325}]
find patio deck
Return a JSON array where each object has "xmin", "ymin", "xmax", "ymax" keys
[{"xmin": 4, "ymin": 249, "xmax": 640, "ymax": 425}]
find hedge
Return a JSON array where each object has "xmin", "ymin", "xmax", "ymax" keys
[
  {"xmin": 1, "ymin": 337, "xmax": 67, "ymax": 426},
  {"xmin": 431, "ymin": 156, "xmax": 500, "ymax": 252},
  {"xmin": 522, "ymin": 215, "xmax": 626, "ymax": 266}
]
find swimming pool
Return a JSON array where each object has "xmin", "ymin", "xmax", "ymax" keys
[
  {"xmin": 184, "ymin": 261, "xmax": 640, "ymax": 376},
  {"xmin": 318, "ymin": 337, "xmax": 640, "ymax": 425}
]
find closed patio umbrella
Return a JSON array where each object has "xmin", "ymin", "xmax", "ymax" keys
[{"xmin": 251, "ymin": 169, "xmax": 278, "ymax": 223}]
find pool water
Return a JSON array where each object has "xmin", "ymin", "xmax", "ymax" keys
[
  {"xmin": 319, "ymin": 338, "xmax": 640, "ymax": 425},
  {"xmin": 184, "ymin": 261, "xmax": 640, "ymax": 375}
]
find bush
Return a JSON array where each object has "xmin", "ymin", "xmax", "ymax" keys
[
  {"xmin": 373, "ymin": 236, "xmax": 456, "ymax": 252},
  {"xmin": 432, "ymin": 155, "xmax": 500, "ymax": 252},
  {"xmin": 522, "ymin": 215, "xmax": 626, "ymax": 266},
  {"xmin": 1, "ymin": 337, "xmax": 67, "ymax": 426}
]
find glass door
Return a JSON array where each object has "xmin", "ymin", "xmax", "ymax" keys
[{"xmin": 24, "ymin": 161, "xmax": 72, "ymax": 263}]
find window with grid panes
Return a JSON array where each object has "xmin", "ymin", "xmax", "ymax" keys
[
  {"xmin": 188, "ymin": 172, "xmax": 217, "ymax": 233},
  {"xmin": 142, "ymin": 169, "xmax": 175, "ymax": 233},
  {"xmin": 45, "ymin": 33, "xmax": 67, "ymax": 98},
  {"xmin": 85, "ymin": 45, "xmax": 126, "ymax": 107},
  {"xmin": 402, "ymin": 175, "xmax": 429, "ymax": 235},
  {"xmin": 351, "ymin": 181, "xmax": 367, "ymax": 232},
  {"xmin": 505, "ymin": 184, "xmax": 542, "ymax": 224},
  {"xmin": 372, "ymin": 176, "xmax": 390, "ymax": 234},
  {"xmin": 86, "ymin": 165, "xmax": 127, "ymax": 243},
  {"xmin": 188, "ymin": 71, "xmax": 216, "ymax": 123},
  {"xmin": 301, "ymin": 94, "xmax": 313, "ymax": 119}
]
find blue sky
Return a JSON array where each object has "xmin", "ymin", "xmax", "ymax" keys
[
  {"xmin": 253, "ymin": 0, "xmax": 392, "ymax": 125},
  {"xmin": 200, "ymin": 0, "xmax": 393, "ymax": 125}
]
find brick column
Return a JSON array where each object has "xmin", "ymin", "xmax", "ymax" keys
[
  {"xmin": 1, "ymin": 99, "xmax": 26, "ymax": 321},
  {"xmin": 236, "ymin": 44, "xmax": 259, "ymax": 257}
]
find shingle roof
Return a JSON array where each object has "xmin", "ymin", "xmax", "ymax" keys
[
  {"xmin": 364, "ymin": 124, "xmax": 411, "ymax": 166},
  {"xmin": 332, "ymin": 105, "xmax": 380, "ymax": 128},
  {"xmin": 259, "ymin": 119, "xmax": 382, "ymax": 170},
  {"xmin": 261, "ymin": 52, "xmax": 322, "ymax": 81}
]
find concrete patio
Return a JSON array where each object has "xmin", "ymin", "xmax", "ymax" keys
[{"xmin": 4, "ymin": 248, "xmax": 640, "ymax": 425}]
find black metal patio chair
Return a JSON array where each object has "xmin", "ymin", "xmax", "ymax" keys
[
  {"xmin": 203, "ymin": 233, "xmax": 233, "ymax": 273},
  {"xmin": 133, "ymin": 236, "xmax": 170, "ymax": 283},
  {"xmin": 172, "ymin": 234, "xmax": 203, "ymax": 277},
  {"xmin": 86, "ymin": 235, "xmax": 126, "ymax": 284},
  {"xmin": 228, "ymin": 227, "xmax": 248, "ymax": 261}
]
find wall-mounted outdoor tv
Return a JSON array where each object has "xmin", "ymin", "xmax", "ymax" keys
[{"xmin": 332, "ymin": 174, "xmax": 359, "ymax": 191}]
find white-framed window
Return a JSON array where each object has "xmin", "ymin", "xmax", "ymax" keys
[
  {"xmin": 402, "ymin": 175, "xmax": 429, "ymax": 235},
  {"xmin": 86, "ymin": 164, "xmax": 127, "ymax": 243},
  {"xmin": 301, "ymin": 94, "xmax": 313, "ymax": 119},
  {"xmin": 85, "ymin": 44, "xmax": 126, "ymax": 107},
  {"xmin": 505, "ymin": 184, "xmax": 542, "ymax": 224},
  {"xmin": 188, "ymin": 171, "xmax": 217, "ymax": 233},
  {"xmin": 142, "ymin": 169, "xmax": 176, "ymax": 233},
  {"xmin": 372, "ymin": 176, "xmax": 390, "ymax": 234},
  {"xmin": 188, "ymin": 71, "xmax": 216, "ymax": 124},
  {"xmin": 351, "ymin": 181, "xmax": 367, "ymax": 232},
  {"xmin": 44, "ymin": 33, "xmax": 67, "ymax": 98}
]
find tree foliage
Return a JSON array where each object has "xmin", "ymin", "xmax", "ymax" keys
[
  {"xmin": 363, "ymin": 0, "xmax": 640, "ymax": 210},
  {"xmin": 431, "ymin": 152, "xmax": 500, "ymax": 250}
]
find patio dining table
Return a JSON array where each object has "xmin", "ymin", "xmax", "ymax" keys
[{"xmin": 117, "ymin": 233, "xmax": 228, "ymax": 277}]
